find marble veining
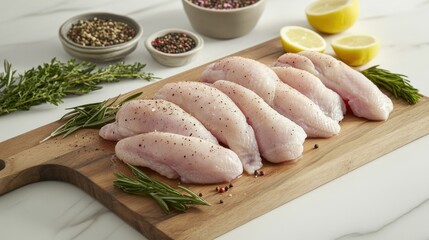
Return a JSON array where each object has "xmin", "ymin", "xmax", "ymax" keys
[
  {"xmin": 336, "ymin": 198, "xmax": 429, "ymax": 240},
  {"xmin": 1, "ymin": 0, "xmax": 429, "ymax": 239},
  {"xmin": 0, "ymin": 182, "xmax": 143, "ymax": 240}
]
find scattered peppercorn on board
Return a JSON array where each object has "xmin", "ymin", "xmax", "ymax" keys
[{"xmin": 1, "ymin": 38, "xmax": 429, "ymax": 240}]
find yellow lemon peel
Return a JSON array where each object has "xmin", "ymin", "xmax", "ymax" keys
[
  {"xmin": 279, "ymin": 26, "xmax": 326, "ymax": 53},
  {"xmin": 331, "ymin": 34, "xmax": 380, "ymax": 66},
  {"xmin": 305, "ymin": 0, "xmax": 360, "ymax": 34}
]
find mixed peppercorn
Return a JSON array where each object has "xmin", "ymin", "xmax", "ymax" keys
[
  {"xmin": 67, "ymin": 17, "xmax": 136, "ymax": 47},
  {"xmin": 151, "ymin": 32, "xmax": 197, "ymax": 54},
  {"xmin": 215, "ymin": 183, "xmax": 234, "ymax": 193},
  {"xmin": 190, "ymin": 0, "xmax": 259, "ymax": 9}
]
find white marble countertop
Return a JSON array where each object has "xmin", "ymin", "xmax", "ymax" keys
[{"xmin": 1, "ymin": 0, "xmax": 429, "ymax": 239}]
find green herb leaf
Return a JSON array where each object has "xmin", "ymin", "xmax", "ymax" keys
[
  {"xmin": 0, "ymin": 58, "xmax": 157, "ymax": 115},
  {"xmin": 114, "ymin": 163, "xmax": 210, "ymax": 214},
  {"xmin": 41, "ymin": 92, "xmax": 142, "ymax": 142},
  {"xmin": 361, "ymin": 65, "xmax": 422, "ymax": 104}
]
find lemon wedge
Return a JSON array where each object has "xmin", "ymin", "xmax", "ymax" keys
[
  {"xmin": 279, "ymin": 26, "xmax": 326, "ymax": 53},
  {"xmin": 305, "ymin": 0, "xmax": 359, "ymax": 34},
  {"xmin": 331, "ymin": 34, "xmax": 379, "ymax": 66}
]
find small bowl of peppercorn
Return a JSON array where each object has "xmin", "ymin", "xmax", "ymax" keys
[
  {"xmin": 182, "ymin": 0, "xmax": 266, "ymax": 39},
  {"xmin": 145, "ymin": 28, "xmax": 204, "ymax": 67},
  {"xmin": 59, "ymin": 12, "xmax": 143, "ymax": 62}
]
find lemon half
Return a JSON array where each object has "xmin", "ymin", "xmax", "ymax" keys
[
  {"xmin": 280, "ymin": 26, "xmax": 326, "ymax": 53},
  {"xmin": 331, "ymin": 34, "xmax": 379, "ymax": 66},
  {"xmin": 306, "ymin": 0, "xmax": 360, "ymax": 34}
]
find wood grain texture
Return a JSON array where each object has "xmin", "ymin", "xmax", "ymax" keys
[{"xmin": 1, "ymin": 38, "xmax": 429, "ymax": 240}]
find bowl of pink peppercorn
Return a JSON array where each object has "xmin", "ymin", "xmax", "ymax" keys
[
  {"xmin": 145, "ymin": 28, "xmax": 204, "ymax": 67},
  {"xmin": 182, "ymin": 0, "xmax": 266, "ymax": 39}
]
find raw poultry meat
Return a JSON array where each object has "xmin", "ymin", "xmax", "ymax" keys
[
  {"xmin": 276, "ymin": 51, "xmax": 394, "ymax": 120},
  {"xmin": 202, "ymin": 56, "xmax": 278, "ymax": 104},
  {"xmin": 115, "ymin": 132, "xmax": 243, "ymax": 184},
  {"xmin": 275, "ymin": 52, "xmax": 316, "ymax": 73},
  {"xmin": 99, "ymin": 99, "xmax": 218, "ymax": 143},
  {"xmin": 201, "ymin": 56, "xmax": 341, "ymax": 137},
  {"xmin": 273, "ymin": 81, "xmax": 341, "ymax": 137},
  {"xmin": 213, "ymin": 80, "xmax": 307, "ymax": 163},
  {"xmin": 272, "ymin": 66, "xmax": 346, "ymax": 122},
  {"xmin": 154, "ymin": 81, "xmax": 262, "ymax": 174}
]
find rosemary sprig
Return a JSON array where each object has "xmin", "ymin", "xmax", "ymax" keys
[
  {"xmin": 114, "ymin": 163, "xmax": 210, "ymax": 214},
  {"xmin": 361, "ymin": 65, "xmax": 422, "ymax": 104},
  {"xmin": 0, "ymin": 58, "xmax": 156, "ymax": 115},
  {"xmin": 41, "ymin": 92, "xmax": 142, "ymax": 142}
]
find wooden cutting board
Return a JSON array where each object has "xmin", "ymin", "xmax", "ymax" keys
[{"xmin": 1, "ymin": 38, "xmax": 429, "ymax": 240}]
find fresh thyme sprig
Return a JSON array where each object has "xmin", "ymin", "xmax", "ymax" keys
[
  {"xmin": 361, "ymin": 65, "xmax": 422, "ymax": 104},
  {"xmin": 114, "ymin": 163, "xmax": 210, "ymax": 214},
  {"xmin": 0, "ymin": 58, "xmax": 156, "ymax": 115},
  {"xmin": 41, "ymin": 92, "xmax": 142, "ymax": 142}
]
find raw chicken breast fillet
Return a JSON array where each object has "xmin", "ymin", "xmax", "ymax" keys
[
  {"xmin": 273, "ymin": 82, "xmax": 340, "ymax": 137},
  {"xmin": 202, "ymin": 56, "xmax": 278, "ymax": 104},
  {"xmin": 154, "ymin": 81, "xmax": 262, "ymax": 174},
  {"xmin": 99, "ymin": 99, "xmax": 218, "ymax": 143},
  {"xmin": 213, "ymin": 80, "xmax": 307, "ymax": 163},
  {"xmin": 115, "ymin": 132, "xmax": 243, "ymax": 184},
  {"xmin": 276, "ymin": 51, "xmax": 393, "ymax": 120},
  {"xmin": 272, "ymin": 66, "xmax": 346, "ymax": 122},
  {"xmin": 201, "ymin": 56, "xmax": 340, "ymax": 137}
]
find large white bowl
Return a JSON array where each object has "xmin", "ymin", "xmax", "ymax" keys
[{"xmin": 182, "ymin": 0, "xmax": 266, "ymax": 39}]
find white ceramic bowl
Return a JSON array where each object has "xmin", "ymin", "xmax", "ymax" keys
[
  {"xmin": 145, "ymin": 28, "xmax": 204, "ymax": 67},
  {"xmin": 59, "ymin": 12, "xmax": 143, "ymax": 62},
  {"xmin": 182, "ymin": 0, "xmax": 266, "ymax": 39}
]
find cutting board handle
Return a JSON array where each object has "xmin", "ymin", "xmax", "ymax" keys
[
  {"xmin": 0, "ymin": 127, "xmax": 114, "ymax": 195},
  {"xmin": 0, "ymin": 156, "xmax": 45, "ymax": 195},
  {"xmin": 0, "ymin": 160, "xmax": 4, "ymax": 171}
]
